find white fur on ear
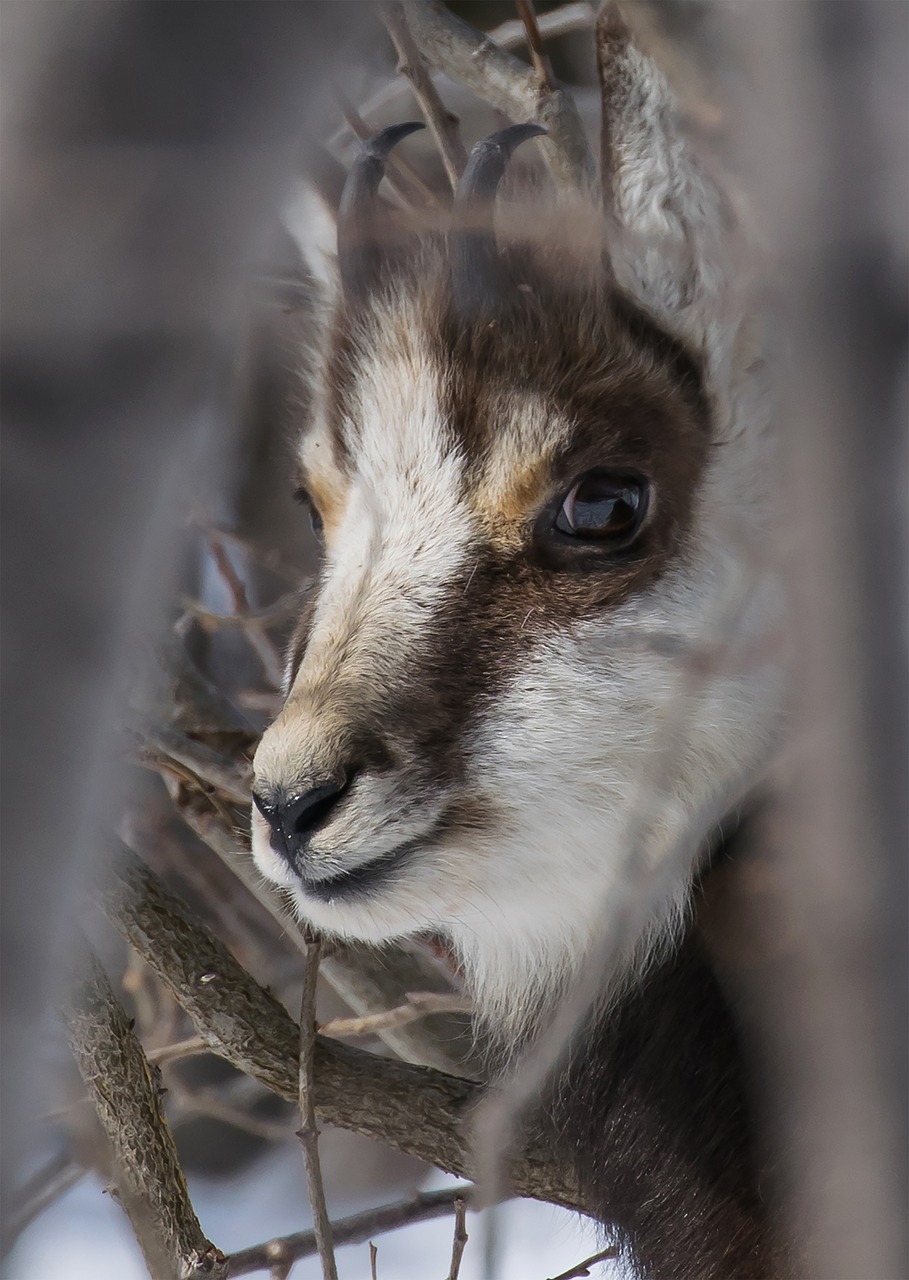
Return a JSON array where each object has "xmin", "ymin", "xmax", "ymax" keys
[
  {"xmin": 282, "ymin": 177, "xmax": 340, "ymax": 302},
  {"xmin": 596, "ymin": 1, "xmax": 746, "ymax": 375}
]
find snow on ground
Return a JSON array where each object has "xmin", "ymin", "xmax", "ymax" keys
[{"xmin": 6, "ymin": 1142, "xmax": 623, "ymax": 1280}]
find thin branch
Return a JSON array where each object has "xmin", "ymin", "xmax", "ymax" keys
[
  {"xmin": 547, "ymin": 1248, "xmax": 620, "ymax": 1280},
  {"xmin": 227, "ymin": 1185, "xmax": 474, "ymax": 1277},
  {"xmin": 132, "ymin": 717, "xmax": 252, "ymax": 805},
  {"xmin": 62, "ymin": 944, "xmax": 226, "ymax": 1280},
  {"xmin": 296, "ymin": 939, "xmax": 339, "ymax": 1280},
  {"xmin": 207, "ymin": 535, "xmax": 284, "ymax": 689},
  {"xmin": 147, "ymin": 1034, "xmax": 210, "ymax": 1067},
  {"xmin": 179, "ymin": 591, "xmax": 301, "ymax": 632},
  {"xmin": 100, "ymin": 846, "xmax": 586, "ymax": 1213},
  {"xmin": 8, "ymin": 1153, "xmax": 86, "ymax": 1241},
  {"xmin": 487, "ymin": 3, "xmax": 593, "ymax": 52},
  {"xmin": 383, "ymin": 3, "xmax": 468, "ymax": 189},
  {"xmin": 318, "ymin": 992, "xmax": 473, "ymax": 1040},
  {"xmin": 446, "ymin": 1196, "xmax": 469, "ymax": 1280},
  {"xmin": 515, "ymin": 0, "xmax": 556, "ymax": 92},
  {"xmin": 401, "ymin": 0, "xmax": 596, "ymax": 194},
  {"xmin": 326, "ymin": 4, "xmax": 594, "ymax": 155}
]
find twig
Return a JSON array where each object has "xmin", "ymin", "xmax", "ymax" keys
[
  {"xmin": 326, "ymin": 4, "xmax": 594, "ymax": 155},
  {"xmin": 547, "ymin": 1247, "xmax": 620, "ymax": 1280},
  {"xmin": 100, "ymin": 846, "xmax": 586, "ymax": 1212},
  {"xmin": 446, "ymin": 1196, "xmax": 469, "ymax": 1280},
  {"xmin": 296, "ymin": 938, "xmax": 339, "ymax": 1280},
  {"xmin": 8, "ymin": 1152, "xmax": 86, "ymax": 1241},
  {"xmin": 147, "ymin": 1034, "xmax": 210, "ymax": 1066},
  {"xmin": 402, "ymin": 0, "xmax": 596, "ymax": 194},
  {"xmin": 226, "ymin": 1185, "xmax": 474, "ymax": 1277},
  {"xmin": 383, "ymin": 3, "xmax": 468, "ymax": 188},
  {"xmin": 515, "ymin": 0, "xmax": 556, "ymax": 92},
  {"xmin": 171, "ymin": 1089, "xmax": 293, "ymax": 1145},
  {"xmin": 132, "ymin": 717, "xmax": 252, "ymax": 805},
  {"xmin": 207, "ymin": 535, "xmax": 284, "ymax": 690},
  {"xmin": 319, "ymin": 992, "xmax": 473, "ymax": 1040},
  {"xmin": 62, "ymin": 943, "xmax": 226, "ymax": 1280},
  {"xmin": 179, "ymin": 592, "xmax": 301, "ymax": 632},
  {"xmin": 488, "ymin": 3, "xmax": 593, "ymax": 52}
]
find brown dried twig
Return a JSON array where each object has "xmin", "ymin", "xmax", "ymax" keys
[
  {"xmin": 226, "ymin": 1185, "xmax": 474, "ymax": 1277},
  {"xmin": 383, "ymin": 3, "xmax": 468, "ymax": 188},
  {"xmin": 296, "ymin": 937, "xmax": 339, "ymax": 1280},
  {"xmin": 446, "ymin": 1196, "xmax": 469, "ymax": 1280},
  {"xmin": 319, "ymin": 991, "xmax": 473, "ymax": 1040},
  {"xmin": 547, "ymin": 1247, "xmax": 620, "ymax": 1280},
  {"xmin": 206, "ymin": 534, "xmax": 284, "ymax": 690},
  {"xmin": 515, "ymin": 0, "xmax": 556, "ymax": 92}
]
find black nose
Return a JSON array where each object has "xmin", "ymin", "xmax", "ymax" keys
[{"xmin": 253, "ymin": 776, "xmax": 351, "ymax": 865}]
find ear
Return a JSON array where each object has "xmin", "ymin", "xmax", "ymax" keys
[{"xmin": 596, "ymin": 1, "xmax": 747, "ymax": 375}]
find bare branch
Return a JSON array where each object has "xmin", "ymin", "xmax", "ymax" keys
[
  {"xmin": 445, "ymin": 1196, "xmax": 469, "ymax": 1280},
  {"xmin": 206, "ymin": 534, "xmax": 284, "ymax": 689},
  {"xmin": 8, "ymin": 1153, "xmax": 86, "ymax": 1242},
  {"xmin": 547, "ymin": 1247, "xmax": 620, "ymax": 1280},
  {"xmin": 515, "ymin": 0, "xmax": 556, "ymax": 92},
  {"xmin": 62, "ymin": 944, "xmax": 226, "ymax": 1280},
  {"xmin": 319, "ymin": 992, "xmax": 473, "ymax": 1040},
  {"xmin": 401, "ymin": 0, "xmax": 596, "ymax": 194},
  {"xmin": 99, "ymin": 846, "xmax": 586, "ymax": 1212},
  {"xmin": 226, "ymin": 1185, "xmax": 474, "ymax": 1277},
  {"xmin": 132, "ymin": 717, "xmax": 252, "ymax": 805},
  {"xmin": 383, "ymin": 3, "xmax": 468, "ymax": 189},
  {"xmin": 296, "ymin": 939, "xmax": 339, "ymax": 1280},
  {"xmin": 487, "ymin": 3, "xmax": 593, "ymax": 51}
]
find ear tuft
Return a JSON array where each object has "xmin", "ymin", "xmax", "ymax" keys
[{"xmin": 596, "ymin": 1, "xmax": 746, "ymax": 375}]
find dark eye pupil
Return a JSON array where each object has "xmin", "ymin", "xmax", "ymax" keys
[{"xmin": 557, "ymin": 475, "xmax": 642, "ymax": 540}]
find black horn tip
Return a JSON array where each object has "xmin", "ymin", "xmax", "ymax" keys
[
  {"xmin": 338, "ymin": 121, "xmax": 426, "ymax": 302},
  {"xmin": 361, "ymin": 120, "xmax": 426, "ymax": 159},
  {"xmin": 471, "ymin": 122, "xmax": 547, "ymax": 160}
]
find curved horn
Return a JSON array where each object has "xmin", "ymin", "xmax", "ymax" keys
[
  {"xmin": 337, "ymin": 121, "xmax": 425, "ymax": 301},
  {"xmin": 450, "ymin": 122, "xmax": 547, "ymax": 312}
]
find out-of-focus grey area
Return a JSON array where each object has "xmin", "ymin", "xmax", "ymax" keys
[{"xmin": 1, "ymin": 1, "xmax": 906, "ymax": 1277}]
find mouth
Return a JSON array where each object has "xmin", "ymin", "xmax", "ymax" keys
[{"xmin": 298, "ymin": 839, "xmax": 418, "ymax": 903}]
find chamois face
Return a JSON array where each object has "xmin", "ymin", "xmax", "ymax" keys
[
  {"xmin": 252, "ymin": 239, "xmax": 777, "ymax": 1029},
  {"xmin": 252, "ymin": 12, "xmax": 781, "ymax": 1029}
]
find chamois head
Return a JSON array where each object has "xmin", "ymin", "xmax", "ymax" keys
[{"xmin": 251, "ymin": 4, "xmax": 779, "ymax": 1031}]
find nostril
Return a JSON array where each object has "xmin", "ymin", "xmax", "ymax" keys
[{"xmin": 284, "ymin": 776, "xmax": 352, "ymax": 839}]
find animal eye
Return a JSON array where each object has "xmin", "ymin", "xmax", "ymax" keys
[
  {"xmin": 293, "ymin": 486, "xmax": 324, "ymax": 538},
  {"xmin": 555, "ymin": 471, "xmax": 648, "ymax": 545}
]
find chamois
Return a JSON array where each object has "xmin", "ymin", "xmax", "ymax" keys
[{"xmin": 251, "ymin": 6, "xmax": 787, "ymax": 1276}]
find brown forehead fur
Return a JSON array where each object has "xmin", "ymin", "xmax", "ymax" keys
[{"xmin": 285, "ymin": 225, "xmax": 713, "ymax": 790}]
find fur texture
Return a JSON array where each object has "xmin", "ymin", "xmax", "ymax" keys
[{"xmin": 250, "ymin": 5, "xmax": 786, "ymax": 1276}]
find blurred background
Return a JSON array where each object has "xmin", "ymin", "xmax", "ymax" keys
[{"xmin": 2, "ymin": 2, "xmax": 906, "ymax": 1277}]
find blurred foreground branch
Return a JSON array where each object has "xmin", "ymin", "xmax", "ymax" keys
[{"xmin": 63, "ymin": 946, "xmax": 226, "ymax": 1280}]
